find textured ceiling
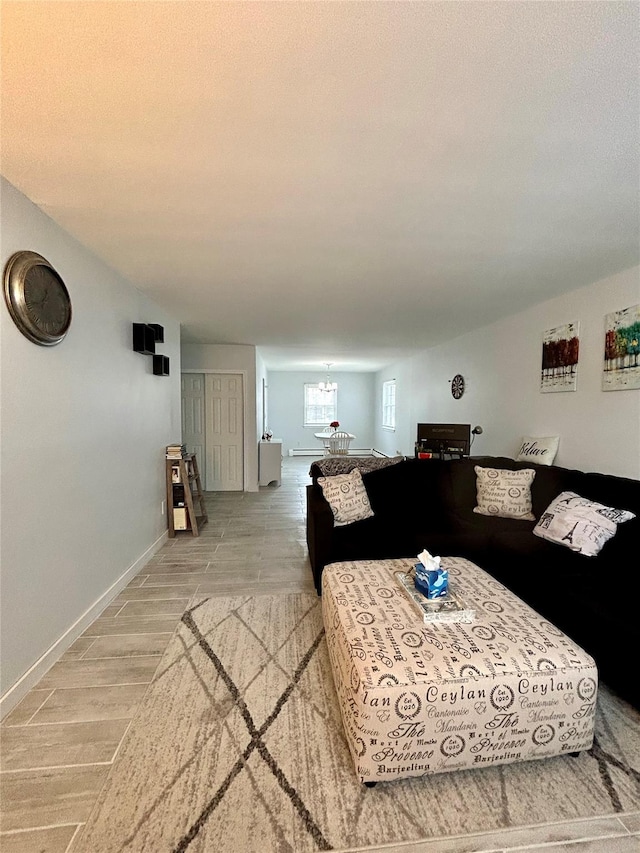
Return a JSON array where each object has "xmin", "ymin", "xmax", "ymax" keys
[{"xmin": 2, "ymin": 1, "xmax": 638, "ymax": 371}]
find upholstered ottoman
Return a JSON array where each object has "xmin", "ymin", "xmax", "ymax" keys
[{"xmin": 322, "ymin": 557, "xmax": 598, "ymax": 785}]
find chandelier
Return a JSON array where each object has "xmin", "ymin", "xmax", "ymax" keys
[{"xmin": 319, "ymin": 362, "xmax": 338, "ymax": 392}]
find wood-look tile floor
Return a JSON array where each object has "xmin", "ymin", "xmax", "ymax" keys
[{"xmin": 1, "ymin": 456, "xmax": 638, "ymax": 853}]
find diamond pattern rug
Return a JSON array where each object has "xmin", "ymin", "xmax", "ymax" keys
[{"xmin": 75, "ymin": 594, "xmax": 640, "ymax": 852}]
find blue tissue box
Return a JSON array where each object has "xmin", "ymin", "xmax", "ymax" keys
[{"xmin": 414, "ymin": 563, "xmax": 449, "ymax": 599}]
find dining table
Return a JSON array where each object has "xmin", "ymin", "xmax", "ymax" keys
[{"xmin": 314, "ymin": 431, "xmax": 356, "ymax": 452}]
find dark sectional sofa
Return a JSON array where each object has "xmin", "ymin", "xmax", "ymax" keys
[{"xmin": 306, "ymin": 455, "xmax": 640, "ymax": 709}]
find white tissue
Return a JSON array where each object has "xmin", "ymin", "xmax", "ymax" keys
[{"xmin": 417, "ymin": 549, "xmax": 441, "ymax": 571}]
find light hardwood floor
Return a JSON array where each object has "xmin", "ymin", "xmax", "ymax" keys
[{"xmin": 1, "ymin": 456, "xmax": 638, "ymax": 853}]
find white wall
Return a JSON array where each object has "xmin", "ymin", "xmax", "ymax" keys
[
  {"xmin": 376, "ymin": 266, "xmax": 640, "ymax": 478},
  {"xmin": 266, "ymin": 370, "xmax": 376, "ymax": 455},
  {"xmin": 1, "ymin": 178, "xmax": 181, "ymax": 710},
  {"xmin": 180, "ymin": 343, "xmax": 259, "ymax": 490}
]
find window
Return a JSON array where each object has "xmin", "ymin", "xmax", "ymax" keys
[
  {"xmin": 304, "ymin": 384, "xmax": 337, "ymax": 427},
  {"xmin": 382, "ymin": 380, "xmax": 396, "ymax": 430}
]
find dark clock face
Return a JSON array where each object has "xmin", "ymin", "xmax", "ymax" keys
[
  {"xmin": 451, "ymin": 374, "xmax": 465, "ymax": 399},
  {"xmin": 24, "ymin": 265, "xmax": 72, "ymax": 339},
  {"xmin": 3, "ymin": 252, "xmax": 72, "ymax": 345}
]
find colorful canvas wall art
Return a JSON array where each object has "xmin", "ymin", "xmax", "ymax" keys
[
  {"xmin": 603, "ymin": 304, "xmax": 640, "ymax": 391},
  {"xmin": 541, "ymin": 322, "xmax": 580, "ymax": 392}
]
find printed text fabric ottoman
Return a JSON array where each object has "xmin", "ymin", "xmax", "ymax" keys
[{"xmin": 322, "ymin": 558, "xmax": 598, "ymax": 784}]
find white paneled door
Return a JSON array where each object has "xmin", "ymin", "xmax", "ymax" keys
[
  {"xmin": 204, "ymin": 373, "xmax": 244, "ymax": 491},
  {"xmin": 181, "ymin": 374, "xmax": 205, "ymax": 464}
]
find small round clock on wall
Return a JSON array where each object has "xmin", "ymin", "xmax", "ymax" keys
[
  {"xmin": 451, "ymin": 374, "xmax": 465, "ymax": 399},
  {"xmin": 3, "ymin": 251, "xmax": 72, "ymax": 346}
]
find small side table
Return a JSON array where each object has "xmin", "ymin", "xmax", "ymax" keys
[{"xmin": 259, "ymin": 439, "xmax": 282, "ymax": 486}]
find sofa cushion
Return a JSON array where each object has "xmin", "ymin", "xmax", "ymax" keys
[
  {"xmin": 533, "ymin": 491, "xmax": 636, "ymax": 556},
  {"xmin": 412, "ymin": 530, "xmax": 492, "ymax": 567},
  {"xmin": 317, "ymin": 469, "xmax": 374, "ymax": 527},
  {"xmin": 516, "ymin": 436, "xmax": 560, "ymax": 466},
  {"xmin": 474, "ymin": 466, "xmax": 536, "ymax": 521},
  {"xmin": 363, "ymin": 457, "xmax": 446, "ymax": 528},
  {"xmin": 525, "ymin": 464, "xmax": 572, "ymax": 519},
  {"xmin": 331, "ymin": 515, "xmax": 414, "ymax": 561}
]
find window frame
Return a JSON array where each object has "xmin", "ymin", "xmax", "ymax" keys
[
  {"xmin": 382, "ymin": 379, "xmax": 396, "ymax": 431},
  {"xmin": 304, "ymin": 383, "xmax": 338, "ymax": 427}
]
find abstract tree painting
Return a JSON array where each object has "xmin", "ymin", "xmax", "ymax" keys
[
  {"xmin": 603, "ymin": 304, "xmax": 640, "ymax": 391},
  {"xmin": 541, "ymin": 322, "xmax": 580, "ymax": 392}
]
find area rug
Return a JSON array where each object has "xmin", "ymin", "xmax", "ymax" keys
[{"xmin": 75, "ymin": 594, "xmax": 640, "ymax": 853}]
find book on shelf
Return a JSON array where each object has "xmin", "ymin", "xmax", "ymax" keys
[
  {"xmin": 166, "ymin": 443, "xmax": 187, "ymax": 459},
  {"xmin": 173, "ymin": 507, "xmax": 188, "ymax": 530}
]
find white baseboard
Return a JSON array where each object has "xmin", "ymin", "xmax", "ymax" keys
[
  {"xmin": 0, "ymin": 531, "xmax": 168, "ymax": 719},
  {"xmin": 288, "ymin": 447, "xmax": 375, "ymax": 457}
]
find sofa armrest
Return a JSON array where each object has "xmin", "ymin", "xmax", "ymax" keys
[{"xmin": 306, "ymin": 484, "xmax": 335, "ymax": 593}]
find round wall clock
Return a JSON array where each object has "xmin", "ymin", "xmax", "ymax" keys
[
  {"xmin": 3, "ymin": 251, "xmax": 72, "ymax": 346},
  {"xmin": 451, "ymin": 374, "xmax": 465, "ymax": 399}
]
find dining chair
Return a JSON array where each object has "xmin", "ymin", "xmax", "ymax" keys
[
  {"xmin": 320, "ymin": 425, "xmax": 334, "ymax": 455},
  {"xmin": 328, "ymin": 431, "xmax": 352, "ymax": 455}
]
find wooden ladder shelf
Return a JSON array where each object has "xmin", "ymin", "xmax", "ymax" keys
[{"xmin": 166, "ymin": 453, "xmax": 208, "ymax": 537}]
